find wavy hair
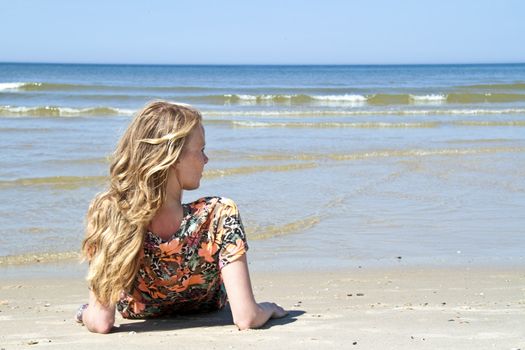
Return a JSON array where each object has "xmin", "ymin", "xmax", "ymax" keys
[{"xmin": 82, "ymin": 101, "xmax": 202, "ymax": 305}]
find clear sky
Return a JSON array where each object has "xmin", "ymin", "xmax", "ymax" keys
[{"xmin": 1, "ymin": 0, "xmax": 524, "ymax": 65}]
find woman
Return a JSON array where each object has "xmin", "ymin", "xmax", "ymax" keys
[{"xmin": 78, "ymin": 101, "xmax": 287, "ymax": 333}]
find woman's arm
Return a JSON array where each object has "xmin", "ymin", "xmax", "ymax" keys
[
  {"xmin": 81, "ymin": 290, "xmax": 116, "ymax": 334},
  {"xmin": 221, "ymin": 254, "xmax": 287, "ymax": 330}
]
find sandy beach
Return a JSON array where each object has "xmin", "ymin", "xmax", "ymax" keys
[{"xmin": 1, "ymin": 265, "xmax": 524, "ymax": 349}]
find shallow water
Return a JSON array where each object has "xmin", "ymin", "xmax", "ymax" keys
[{"xmin": 1, "ymin": 63, "xmax": 524, "ymax": 269}]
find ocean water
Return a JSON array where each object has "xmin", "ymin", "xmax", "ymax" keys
[{"xmin": 1, "ymin": 63, "xmax": 524, "ymax": 270}]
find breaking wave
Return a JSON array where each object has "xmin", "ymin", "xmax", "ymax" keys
[{"xmin": 0, "ymin": 105, "xmax": 134, "ymax": 117}]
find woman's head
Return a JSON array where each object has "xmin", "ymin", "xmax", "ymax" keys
[
  {"xmin": 170, "ymin": 121, "xmax": 208, "ymax": 192},
  {"xmin": 110, "ymin": 101, "xmax": 203, "ymax": 212}
]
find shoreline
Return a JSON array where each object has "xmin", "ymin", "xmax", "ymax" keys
[
  {"xmin": 1, "ymin": 265, "xmax": 524, "ymax": 349},
  {"xmin": 1, "ymin": 252, "xmax": 525, "ymax": 279}
]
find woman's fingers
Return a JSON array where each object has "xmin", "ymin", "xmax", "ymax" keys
[{"xmin": 271, "ymin": 303, "xmax": 288, "ymax": 318}]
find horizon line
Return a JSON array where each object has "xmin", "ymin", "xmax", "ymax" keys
[{"xmin": 1, "ymin": 61, "xmax": 525, "ymax": 67}]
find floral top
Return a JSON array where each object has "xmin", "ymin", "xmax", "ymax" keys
[{"xmin": 117, "ymin": 196, "xmax": 248, "ymax": 318}]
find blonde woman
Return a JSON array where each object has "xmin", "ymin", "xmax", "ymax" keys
[{"xmin": 77, "ymin": 101, "xmax": 287, "ymax": 333}]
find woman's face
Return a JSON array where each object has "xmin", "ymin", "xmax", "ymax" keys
[{"xmin": 172, "ymin": 124, "xmax": 208, "ymax": 191}]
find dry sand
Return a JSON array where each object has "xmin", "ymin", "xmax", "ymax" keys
[{"xmin": 1, "ymin": 266, "xmax": 524, "ymax": 349}]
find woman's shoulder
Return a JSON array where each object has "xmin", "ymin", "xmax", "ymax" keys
[{"xmin": 185, "ymin": 196, "xmax": 240, "ymax": 213}]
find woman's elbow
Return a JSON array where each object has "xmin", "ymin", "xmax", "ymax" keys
[
  {"xmin": 82, "ymin": 303, "xmax": 116, "ymax": 334},
  {"xmin": 233, "ymin": 311, "xmax": 263, "ymax": 330},
  {"xmin": 85, "ymin": 317, "xmax": 115, "ymax": 334},
  {"xmin": 87, "ymin": 321, "xmax": 114, "ymax": 334},
  {"xmin": 234, "ymin": 318, "xmax": 256, "ymax": 330}
]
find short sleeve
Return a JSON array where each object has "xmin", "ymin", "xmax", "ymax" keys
[{"xmin": 211, "ymin": 197, "xmax": 249, "ymax": 269}]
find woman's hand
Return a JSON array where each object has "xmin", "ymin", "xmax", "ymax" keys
[
  {"xmin": 258, "ymin": 302, "xmax": 288, "ymax": 319},
  {"xmin": 221, "ymin": 255, "xmax": 288, "ymax": 330}
]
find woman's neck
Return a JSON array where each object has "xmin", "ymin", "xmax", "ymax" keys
[{"xmin": 149, "ymin": 191, "xmax": 184, "ymax": 240}]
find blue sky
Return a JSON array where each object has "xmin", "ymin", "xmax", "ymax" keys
[{"xmin": 1, "ymin": 0, "xmax": 524, "ymax": 64}]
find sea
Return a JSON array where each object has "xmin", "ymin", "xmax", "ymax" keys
[{"xmin": 0, "ymin": 63, "xmax": 524, "ymax": 274}]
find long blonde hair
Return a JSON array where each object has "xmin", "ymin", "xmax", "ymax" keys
[{"xmin": 82, "ymin": 101, "xmax": 202, "ymax": 305}]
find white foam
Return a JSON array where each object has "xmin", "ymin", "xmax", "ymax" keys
[
  {"xmin": 312, "ymin": 94, "xmax": 368, "ymax": 102},
  {"xmin": 0, "ymin": 105, "xmax": 135, "ymax": 116},
  {"xmin": 260, "ymin": 94, "xmax": 294, "ymax": 100},
  {"xmin": 0, "ymin": 82, "xmax": 27, "ymax": 91},
  {"xmin": 227, "ymin": 94, "xmax": 296, "ymax": 101},
  {"xmin": 232, "ymin": 121, "xmax": 271, "ymax": 127},
  {"xmin": 231, "ymin": 121, "xmax": 437, "ymax": 128},
  {"xmin": 204, "ymin": 108, "xmax": 525, "ymax": 117},
  {"xmin": 409, "ymin": 94, "xmax": 447, "ymax": 102},
  {"xmin": 0, "ymin": 105, "xmax": 60, "ymax": 114},
  {"xmin": 235, "ymin": 94, "xmax": 257, "ymax": 100},
  {"xmin": 114, "ymin": 108, "xmax": 135, "ymax": 115}
]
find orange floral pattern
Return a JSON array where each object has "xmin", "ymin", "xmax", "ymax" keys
[{"xmin": 117, "ymin": 197, "xmax": 248, "ymax": 318}]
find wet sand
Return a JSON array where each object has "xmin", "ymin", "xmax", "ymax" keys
[{"xmin": 1, "ymin": 266, "xmax": 524, "ymax": 349}]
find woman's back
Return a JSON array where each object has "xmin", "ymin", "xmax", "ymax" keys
[{"xmin": 118, "ymin": 197, "xmax": 248, "ymax": 318}]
